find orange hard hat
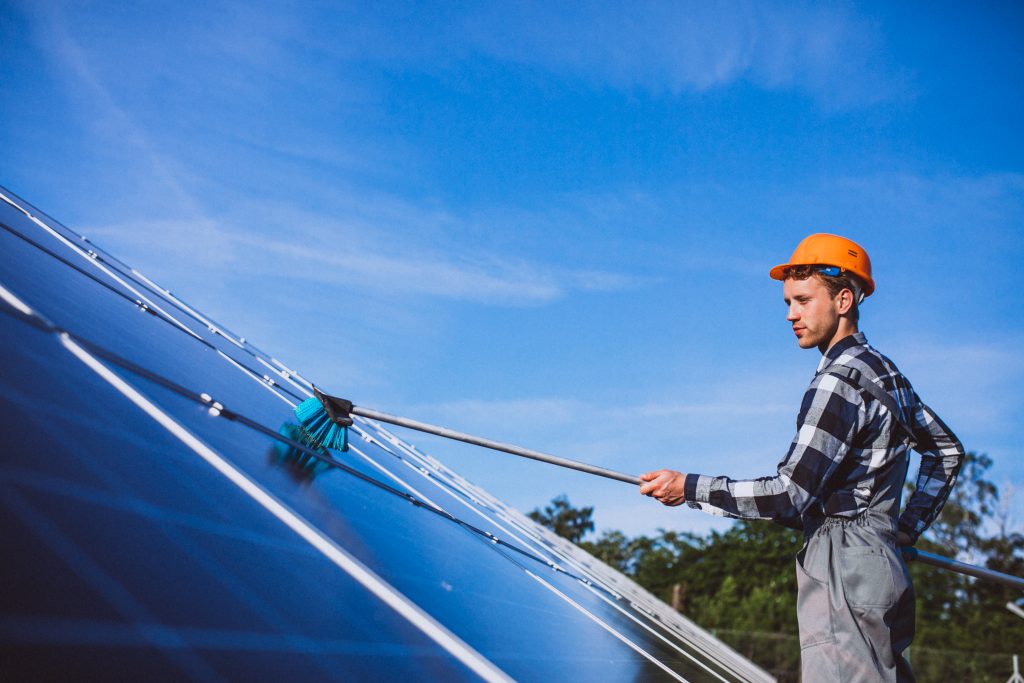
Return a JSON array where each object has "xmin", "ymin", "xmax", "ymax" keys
[{"xmin": 769, "ymin": 233, "xmax": 875, "ymax": 297}]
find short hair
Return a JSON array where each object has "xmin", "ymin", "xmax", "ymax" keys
[{"xmin": 783, "ymin": 264, "xmax": 863, "ymax": 322}]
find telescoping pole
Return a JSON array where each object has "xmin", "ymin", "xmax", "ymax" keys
[
  {"xmin": 902, "ymin": 548, "xmax": 1024, "ymax": 591},
  {"xmin": 352, "ymin": 405, "xmax": 642, "ymax": 485},
  {"xmin": 349, "ymin": 404, "xmax": 1023, "ymax": 591}
]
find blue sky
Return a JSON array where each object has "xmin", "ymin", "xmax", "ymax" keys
[{"xmin": 2, "ymin": 1, "xmax": 1022, "ymax": 540}]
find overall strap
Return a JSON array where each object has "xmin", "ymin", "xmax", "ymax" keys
[{"xmin": 820, "ymin": 365, "xmax": 917, "ymax": 448}]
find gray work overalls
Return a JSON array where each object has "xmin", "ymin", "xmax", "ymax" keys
[{"xmin": 796, "ymin": 371, "xmax": 917, "ymax": 682}]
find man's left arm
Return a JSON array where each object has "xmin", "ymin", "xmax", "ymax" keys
[{"xmin": 897, "ymin": 396, "xmax": 966, "ymax": 544}]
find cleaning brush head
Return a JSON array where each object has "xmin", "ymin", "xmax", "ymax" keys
[{"xmin": 293, "ymin": 386, "xmax": 353, "ymax": 451}]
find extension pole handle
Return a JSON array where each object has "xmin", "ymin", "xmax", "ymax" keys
[
  {"xmin": 902, "ymin": 547, "xmax": 1024, "ymax": 591},
  {"xmin": 351, "ymin": 405, "xmax": 642, "ymax": 485},
  {"xmin": 349, "ymin": 401, "xmax": 1024, "ymax": 591}
]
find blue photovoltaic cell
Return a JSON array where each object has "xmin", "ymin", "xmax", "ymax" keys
[
  {"xmin": 334, "ymin": 422, "xmax": 747, "ymax": 681},
  {"xmin": 0, "ymin": 188, "xmax": 772, "ymax": 682},
  {"xmin": 0, "ymin": 200, "xmax": 306, "ymax": 408},
  {"xmin": 350, "ymin": 421, "xmax": 745, "ymax": 683},
  {"xmin": 0, "ymin": 320, "xmax": 482, "ymax": 683},
  {"xmin": 114, "ymin": 371, "xmax": 704, "ymax": 681}
]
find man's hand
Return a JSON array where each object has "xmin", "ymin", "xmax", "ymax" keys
[
  {"xmin": 896, "ymin": 531, "xmax": 913, "ymax": 547},
  {"xmin": 639, "ymin": 469, "xmax": 687, "ymax": 506}
]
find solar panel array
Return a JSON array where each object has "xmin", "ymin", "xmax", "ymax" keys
[{"xmin": 0, "ymin": 186, "xmax": 774, "ymax": 682}]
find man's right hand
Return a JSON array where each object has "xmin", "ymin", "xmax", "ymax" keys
[{"xmin": 639, "ymin": 469, "xmax": 687, "ymax": 507}]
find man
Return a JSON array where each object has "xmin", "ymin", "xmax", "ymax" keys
[{"xmin": 639, "ymin": 233, "xmax": 964, "ymax": 682}]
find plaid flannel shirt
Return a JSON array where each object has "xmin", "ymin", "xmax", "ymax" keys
[{"xmin": 684, "ymin": 332, "xmax": 964, "ymax": 541}]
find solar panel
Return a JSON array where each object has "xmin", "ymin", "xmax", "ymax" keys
[{"xmin": 0, "ymin": 186, "xmax": 773, "ymax": 682}]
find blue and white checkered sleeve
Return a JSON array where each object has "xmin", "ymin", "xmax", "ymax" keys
[
  {"xmin": 684, "ymin": 372, "xmax": 863, "ymax": 526},
  {"xmin": 897, "ymin": 397, "xmax": 965, "ymax": 542}
]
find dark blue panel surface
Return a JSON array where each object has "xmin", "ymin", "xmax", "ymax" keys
[
  {"xmin": 0, "ymin": 208, "xmax": 302, "ymax": 423},
  {"xmin": 1, "ymin": 190, "xmax": 762, "ymax": 682},
  {"xmin": 0, "ymin": 316, "xmax": 483, "ymax": 683},
  {"xmin": 343, "ymin": 422, "xmax": 745, "ymax": 681},
  {"xmin": 112, "ymin": 366, "xmax": 697, "ymax": 681}
]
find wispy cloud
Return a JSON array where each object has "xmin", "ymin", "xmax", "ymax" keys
[
  {"xmin": 895, "ymin": 336, "xmax": 1024, "ymax": 436},
  {"xmin": 463, "ymin": 1, "xmax": 900, "ymax": 105},
  {"xmin": 85, "ymin": 210, "xmax": 638, "ymax": 307},
  {"xmin": 26, "ymin": 3, "xmax": 209, "ymax": 220},
  {"xmin": 145, "ymin": 2, "xmax": 904, "ymax": 110},
  {"xmin": 830, "ymin": 172, "xmax": 1024, "ymax": 227},
  {"xmin": 235, "ymin": 235, "xmax": 567, "ymax": 305},
  {"xmin": 291, "ymin": 1, "xmax": 903, "ymax": 108},
  {"xmin": 84, "ymin": 168, "xmax": 1024, "ymax": 311}
]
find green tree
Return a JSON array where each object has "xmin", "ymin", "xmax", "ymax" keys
[
  {"xmin": 530, "ymin": 453, "xmax": 1022, "ymax": 681},
  {"xmin": 578, "ymin": 529, "xmax": 634, "ymax": 572},
  {"xmin": 581, "ymin": 522, "xmax": 804, "ymax": 681},
  {"xmin": 907, "ymin": 452, "xmax": 1023, "ymax": 681},
  {"xmin": 527, "ymin": 494, "xmax": 595, "ymax": 544},
  {"xmin": 918, "ymin": 451, "xmax": 1000, "ymax": 556}
]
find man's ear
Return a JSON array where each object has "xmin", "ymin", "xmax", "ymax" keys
[{"xmin": 836, "ymin": 288, "xmax": 855, "ymax": 315}]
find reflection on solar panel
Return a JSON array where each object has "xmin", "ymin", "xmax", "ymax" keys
[{"xmin": 0, "ymin": 186, "xmax": 774, "ymax": 682}]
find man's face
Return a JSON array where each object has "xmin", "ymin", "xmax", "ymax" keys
[{"xmin": 783, "ymin": 276, "xmax": 841, "ymax": 350}]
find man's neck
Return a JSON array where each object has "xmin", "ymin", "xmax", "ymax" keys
[{"xmin": 819, "ymin": 321, "xmax": 859, "ymax": 354}]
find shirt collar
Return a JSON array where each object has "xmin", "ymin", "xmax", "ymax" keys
[{"xmin": 817, "ymin": 331, "xmax": 867, "ymax": 372}]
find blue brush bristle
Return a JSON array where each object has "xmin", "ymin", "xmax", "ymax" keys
[
  {"xmin": 294, "ymin": 396, "xmax": 349, "ymax": 451},
  {"xmin": 273, "ymin": 423, "xmax": 333, "ymax": 480},
  {"xmin": 295, "ymin": 396, "xmax": 326, "ymax": 423}
]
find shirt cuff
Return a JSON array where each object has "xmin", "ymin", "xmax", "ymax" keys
[
  {"xmin": 685, "ymin": 473, "xmax": 706, "ymax": 503},
  {"xmin": 897, "ymin": 517, "xmax": 922, "ymax": 542}
]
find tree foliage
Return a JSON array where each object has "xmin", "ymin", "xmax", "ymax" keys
[
  {"xmin": 527, "ymin": 494, "xmax": 594, "ymax": 544},
  {"xmin": 530, "ymin": 452, "xmax": 1022, "ymax": 682},
  {"xmin": 905, "ymin": 452, "xmax": 1024, "ymax": 681}
]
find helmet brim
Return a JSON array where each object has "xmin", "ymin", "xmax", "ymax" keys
[
  {"xmin": 768, "ymin": 264, "xmax": 789, "ymax": 281},
  {"xmin": 768, "ymin": 262, "xmax": 875, "ymax": 296}
]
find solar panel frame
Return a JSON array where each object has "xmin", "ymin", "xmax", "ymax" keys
[{"xmin": 0, "ymin": 186, "xmax": 774, "ymax": 682}]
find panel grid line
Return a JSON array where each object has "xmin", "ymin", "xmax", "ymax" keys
[{"xmin": 58, "ymin": 332, "xmax": 515, "ymax": 683}]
